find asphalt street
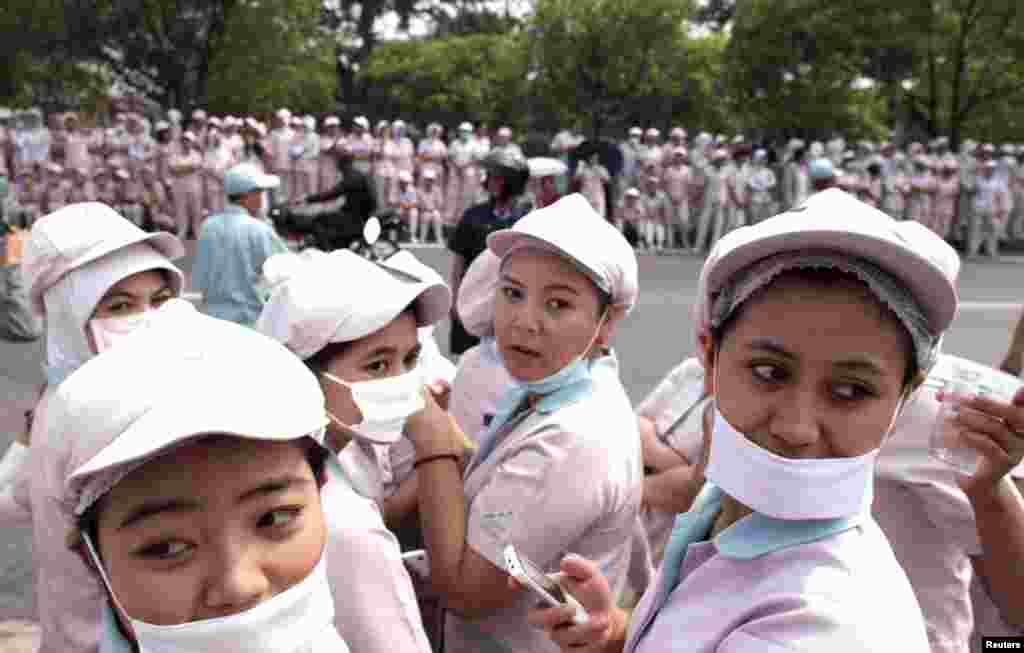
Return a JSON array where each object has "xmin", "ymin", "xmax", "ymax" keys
[{"xmin": 1, "ymin": 246, "xmax": 1022, "ymax": 626}]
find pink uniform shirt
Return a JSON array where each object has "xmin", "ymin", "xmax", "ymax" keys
[
  {"xmin": 445, "ymin": 354, "xmax": 643, "ymax": 653},
  {"xmin": 624, "ymin": 485, "xmax": 929, "ymax": 653},
  {"xmin": 417, "ymin": 139, "xmax": 447, "ymax": 182},
  {"xmin": 641, "ymin": 355, "xmax": 1024, "ymax": 653},
  {"xmin": 64, "ymin": 132, "xmax": 94, "ymax": 173},
  {"xmin": 321, "ymin": 455, "xmax": 432, "ymax": 653},
  {"xmin": 663, "ymin": 164, "xmax": 692, "ymax": 206},
  {"xmin": 449, "ymin": 341, "xmax": 514, "ymax": 443},
  {"xmin": 13, "ymin": 387, "xmax": 105, "ymax": 653}
]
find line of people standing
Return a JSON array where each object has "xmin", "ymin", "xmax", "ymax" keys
[{"xmin": 0, "ymin": 109, "xmax": 528, "ymax": 249}]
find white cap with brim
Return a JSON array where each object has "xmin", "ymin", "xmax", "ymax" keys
[
  {"xmin": 224, "ymin": 163, "xmax": 280, "ymax": 196},
  {"xmin": 700, "ymin": 188, "xmax": 960, "ymax": 336},
  {"xmin": 256, "ymin": 250, "xmax": 451, "ymax": 360},
  {"xmin": 61, "ymin": 300, "xmax": 328, "ymax": 517},
  {"xmin": 487, "ymin": 193, "xmax": 639, "ymax": 315},
  {"xmin": 22, "ymin": 203, "xmax": 184, "ymax": 317}
]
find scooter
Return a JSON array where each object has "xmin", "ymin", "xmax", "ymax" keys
[{"xmin": 269, "ymin": 200, "xmax": 404, "ymax": 255}]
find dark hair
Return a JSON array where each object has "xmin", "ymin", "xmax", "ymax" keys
[
  {"xmin": 304, "ymin": 339, "xmax": 353, "ymax": 376},
  {"xmin": 710, "ymin": 268, "xmax": 918, "ymax": 387},
  {"xmin": 487, "ymin": 167, "xmax": 530, "ymax": 200}
]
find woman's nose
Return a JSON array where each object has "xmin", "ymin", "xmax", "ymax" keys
[
  {"xmin": 202, "ymin": 542, "xmax": 272, "ymax": 617},
  {"xmin": 509, "ymin": 300, "xmax": 542, "ymax": 334},
  {"xmin": 766, "ymin": 389, "xmax": 822, "ymax": 454}
]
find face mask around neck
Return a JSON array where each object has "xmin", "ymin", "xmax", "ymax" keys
[
  {"xmin": 82, "ymin": 534, "xmax": 343, "ymax": 653},
  {"xmin": 703, "ymin": 363, "xmax": 903, "ymax": 520},
  {"xmin": 322, "ymin": 368, "xmax": 425, "ymax": 445}
]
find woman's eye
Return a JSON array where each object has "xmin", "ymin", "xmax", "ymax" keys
[
  {"xmin": 105, "ymin": 301, "xmax": 134, "ymax": 314},
  {"xmin": 151, "ymin": 292, "xmax": 174, "ymax": 307},
  {"xmin": 403, "ymin": 351, "xmax": 421, "ymax": 369},
  {"xmin": 366, "ymin": 360, "xmax": 390, "ymax": 375},
  {"xmin": 257, "ymin": 507, "xmax": 302, "ymax": 530},
  {"xmin": 135, "ymin": 540, "xmax": 193, "ymax": 561},
  {"xmin": 500, "ymin": 286, "xmax": 522, "ymax": 302},
  {"xmin": 751, "ymin": 364, "xmax": 786, "ymax": 383},
  {"xmin": 546, "ymin": 299, "xmax": 570, "ymax": 312},
  {"xmin": 832, "ymin": 383, "xmax": 872, "ymax": 402}
]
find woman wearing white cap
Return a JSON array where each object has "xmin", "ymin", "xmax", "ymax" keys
[
  {"xmin": 529, "ymin": 189, "xmax": 976, "ymax": 652},
  {"xmin": 167, "ymin": 130, "xmax": 204, "ymax": 239},
  {"xmin": 417, "ymin": 123, "xmax": 448, "ymax": 195},
  {"xmin": 318, "ymin": 116, "xmax": 345, "ymax": 192},
  {"xmin": 54, "ymin": 301, "xmax": 349, "ymax": 653},
  {"xmin": 4, "ymin": 203, "xmax": 185, "ymax": 653},
  {"xmin": 255, "ymin": 248, "xmax": 457, "ymax": 653},
  {"xmin": 390, "ymin": 121, "xmax": 416, "ymax": 202},
  {"xmin": 402, "ymin": 194, "xmax": 642, "ymax": 653},
  {"xmin": 634, "ymin": 223, "xmax": 1024, "ymax": 652}
]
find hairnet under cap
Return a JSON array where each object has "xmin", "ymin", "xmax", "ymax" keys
[{"xmin": 694, "ymin": 189, "xmax": 960, "ymax": 373}]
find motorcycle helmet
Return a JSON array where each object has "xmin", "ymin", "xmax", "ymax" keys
[{"xmin": 482, "ymin": 148, "xmax": 529, "ymax": 198}]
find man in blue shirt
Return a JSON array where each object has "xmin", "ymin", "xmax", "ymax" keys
[{"xmin": 191, "ymin": 163, "xmax": 287, "ymax": 326}]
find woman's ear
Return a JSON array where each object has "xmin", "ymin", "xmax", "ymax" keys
[
  {"xmin": 595, "ymin": 304, "xmax": 626, "ymax": 348},
  {"xmin": 700, "ymin": 336, "xmax": 716, "ymax": 397}
]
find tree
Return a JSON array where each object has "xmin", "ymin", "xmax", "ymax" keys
[
  {"xmin": 361, "ymin": 31, "xmax": 528, "ymax": 128},
  {"xmin": 896, "ymin": 0, "xmax": 1024, "ymax": 146},
  {"xmin": 725, "ymin": 0, "xmax": 916, "ymax": 141},
  {"xmin": 527, "ymin": 0, "xmax": 694, "ymax": 139},
  {"xmin": 724, "ymin": 0, "xmax": 1024, "ymax": 145},
  {"xmin": 0, "ymin": 0, "xmax": 333, "ymax": 113},
  {"xmin": 205, "ymin": 1, "xmax": 335, "ymax": 116}
]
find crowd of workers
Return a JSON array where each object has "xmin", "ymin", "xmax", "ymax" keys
[{"xmin": 3, "ymin": 106, "xmax": 1023, "ymax": 259}]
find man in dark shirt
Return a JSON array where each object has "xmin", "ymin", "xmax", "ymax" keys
[
  {"xmin": 302, "ymin": 149, "xmax": 378, "ymax": 248},
  {"xmin": 448, "ymin": 148, "xmax": 533, "ymax": 356}
]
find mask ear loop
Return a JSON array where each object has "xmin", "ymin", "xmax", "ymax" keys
[{"xmin": 81, "ymin": 531, "xmax": 141, "ymax": 648}]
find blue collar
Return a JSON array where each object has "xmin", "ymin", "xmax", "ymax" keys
[
  {"xmin": 100, "ymin": 603, "xmax": 133, "ymax": 653},
  {"xmin": 683, "ymin": 483, "xmax": 866, "ymax": 560},
  {"xmin": 633, "ymin": 483, "xmax": 867, "ymax": 647}
]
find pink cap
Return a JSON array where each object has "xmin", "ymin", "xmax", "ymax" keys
[
  {"xmin": 22, "ymin": 203, "xmax": 184, "ymax": 316},
  {"xmin": 693, "ymin": 188, "xmax": 959, "ymax": 358},
  {"xmin": 488, "ymin": 194, "xmax": 638, "ymax": 314}
]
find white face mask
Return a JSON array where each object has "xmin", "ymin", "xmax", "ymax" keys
[
  {"xmin": 322, "ymin": 369, "xmax": 424, "ymax": 445},
  {"xmin": 89, "ymin": 312, "xmax": 151, "ymax": 354},
  {"xmin": 83, "ymin": 535, "xmax": 343, "ymax": 653},
  {"xmin": 704, "ymin": 367, "xmax": 903, "ymax": 520}
]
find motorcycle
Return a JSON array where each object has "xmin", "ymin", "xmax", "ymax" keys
[
  {"xmin": 269, "ymin": 198, "xmax": 405, "ymax": 256},
  {"xmin": 351, "ymin": 215, "xmax": 402, "ymax": 261}
]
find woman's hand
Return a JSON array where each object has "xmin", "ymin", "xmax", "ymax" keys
[
  {"xmin": 405, "ymin": 385, "xmax": 466, "ymax": 457},
  {"xmin": 426, "ymin": 378, "xmax": 452, "ymax": 412},
  {"xmin": 524, "ymin": 555, "xmax": 628, "ymax": 653},
  {"xmin": 949, "ymin": 386, "xmax": 1024, "ymax": 499}
]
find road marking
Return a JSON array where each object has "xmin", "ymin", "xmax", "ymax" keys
[{"xmin": 959, "ymin": 302, "xmax": 1022, "ymax": 312}]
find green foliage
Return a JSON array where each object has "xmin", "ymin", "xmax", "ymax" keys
[
  {"xmin": 206, "ymin": 0, "xmax": 336, "ymax": 116},
  {"xmin": 527, "ymin": 0, "xmax": 693, "ymax": 138},
  {"xmin": 725, "ymin": 0, "xmax": 1024, "ymax": 144},
  {"xmin": 361, "ymin": 32, "xmax": 528, "ymax": 128}
]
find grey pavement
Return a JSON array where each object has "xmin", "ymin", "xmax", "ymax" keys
[{"xmin": 1, "ymin": 246, "xmax": 1022, "ymax": 639}]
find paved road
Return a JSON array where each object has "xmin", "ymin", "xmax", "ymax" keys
[{"xmin": 1, "ymin": 246, "xmax": 1021, "ymax": 627}]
